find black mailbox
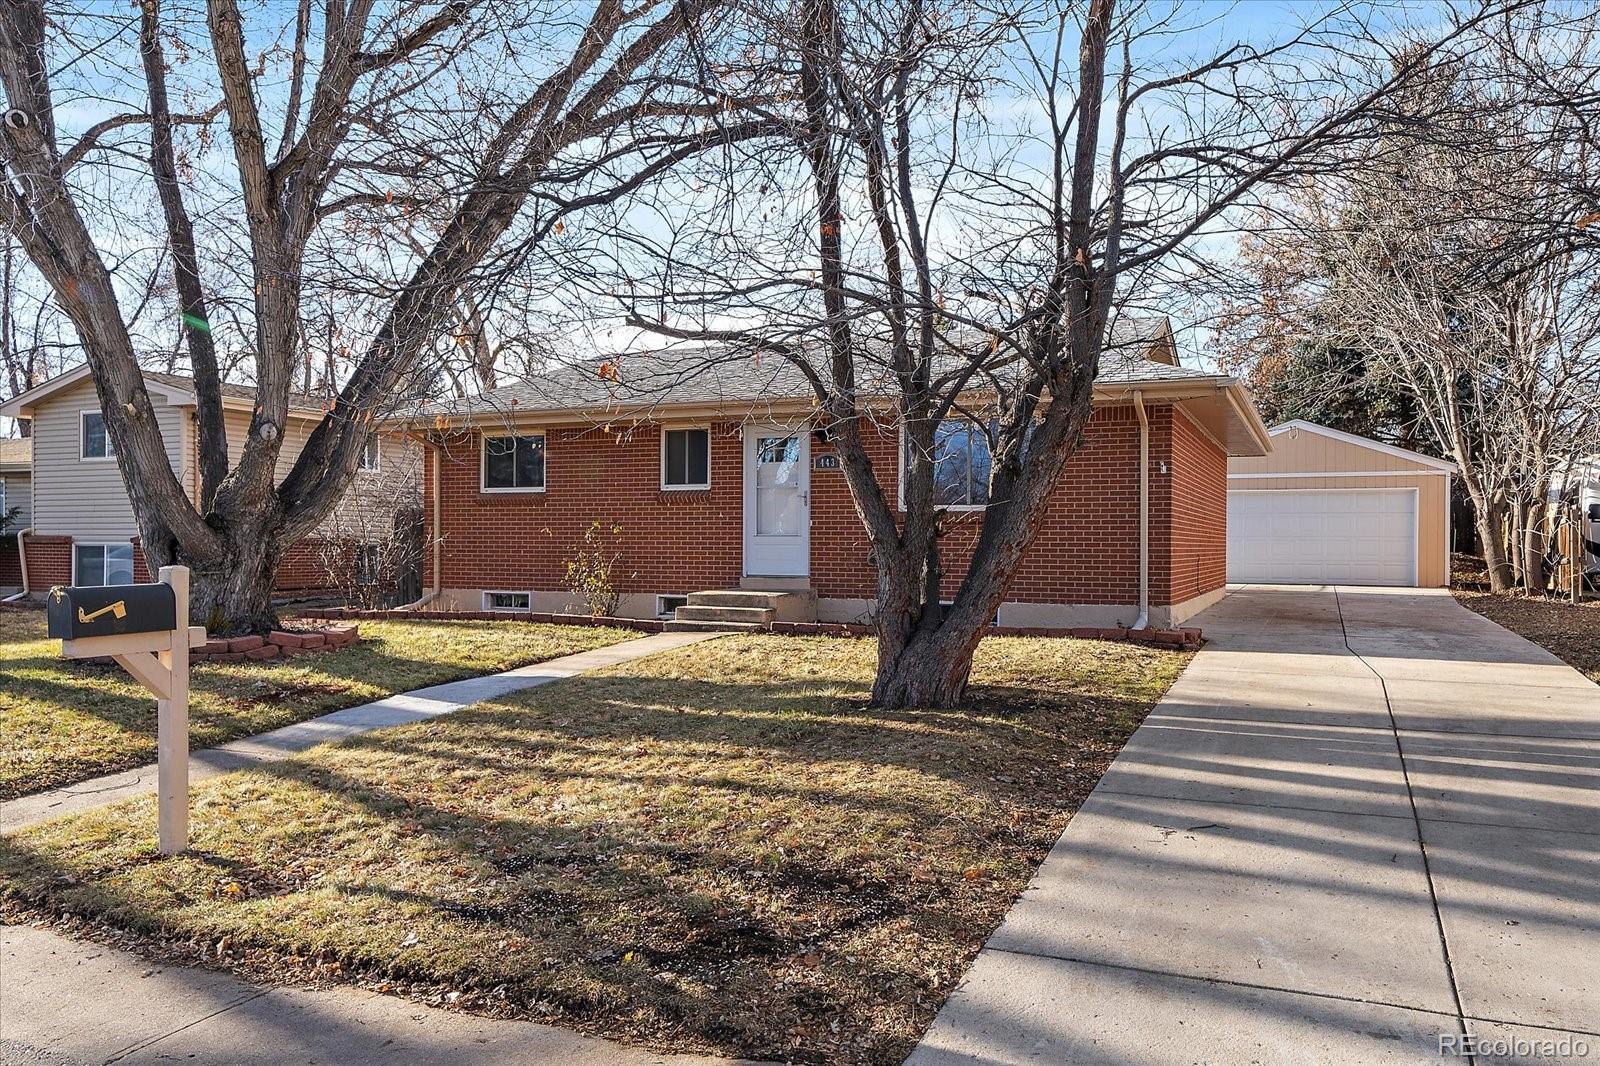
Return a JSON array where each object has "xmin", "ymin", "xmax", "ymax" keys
[{"xmin": 47, "ymin": 583, "xmax": 177, "ymax": 640}]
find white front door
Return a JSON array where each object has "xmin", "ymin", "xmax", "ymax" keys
[{"xmin": 743, "ymin": 426, "xmax": 810, "ymax": 577}]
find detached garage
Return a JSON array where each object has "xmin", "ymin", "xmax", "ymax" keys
[{"xmin": 1227, "ymin": 420, "xmax": 1455, "ymax": 588}]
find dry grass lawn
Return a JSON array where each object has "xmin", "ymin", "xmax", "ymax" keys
[
  {"xmin": 1454, "ymin": 589, "xmax": 1600, "ymax": 683},
  {"xmin": 0, "ymin": 633, "xmax": 1189, "ymax": 1064},
  {"xmin": 0, "ymin": 606, "xmax": 634, "ymax": 799}
]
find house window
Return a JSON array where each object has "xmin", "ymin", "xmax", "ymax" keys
[
  {"xmin": 484, "ymin": 591, "xmax": 531, "ymax": 612},
  {"xmin": 656, "ymin": 594, "xmax": 689, "ymax": 618},
  {"xmin": 74, "ymin": 543, "xmax": 134, "ymax": 586},
  {"xmin": 900, "ymin": 419, "xmax": 993, "ymax": 509},
  {"xmin": 81, "ymin": 411, "xmax": 115, "ymax": 460},
  {"xmin": 482, "ymin": 434, "xmax": 545, "ymax": 492},
  {"xmin": 358, "ymin": 436, "xmax": 380, "ymax": 473},
  {"xmin": 661, "ymin": 428, "xmax": 710, "ymax": 489}
]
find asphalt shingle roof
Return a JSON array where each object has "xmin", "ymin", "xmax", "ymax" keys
[
  {"xmin": 413, "ymin": 316, "xmax": 1223, "ymax": 420},
  {"xmin": 0, "ymin": 437, "xmax": 29, "ymax": 469}
]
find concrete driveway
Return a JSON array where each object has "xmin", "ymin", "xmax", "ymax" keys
[{"xmin": 910, "ymin": 586, "xmax": 1599, "ymax": 1065}]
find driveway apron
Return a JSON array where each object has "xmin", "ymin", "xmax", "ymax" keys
[{"xmin": 909, "ymin": 586, "xmax": 1599, "ymax": 1065}]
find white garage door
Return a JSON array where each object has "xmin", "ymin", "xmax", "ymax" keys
[{"xmin": 1228, "ymin": 489, "xmax": 1417, "ymax": 586}]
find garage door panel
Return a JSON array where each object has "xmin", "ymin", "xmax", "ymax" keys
[{"xmin": 1228, "ymin": 490, "xmax": 1417, "ymax": 587}]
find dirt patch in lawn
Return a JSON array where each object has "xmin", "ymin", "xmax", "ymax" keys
[
  {"xmin": 0, "ymin": 633, "xmax": 1189, "ymax": 1064},
  {"xmin": 0, "ymin": 611, "xmax": 635, "ymax": 799},
  {"xmin": 1454, "ymin": 588, "xmax": 1600, "ymax": 683}
]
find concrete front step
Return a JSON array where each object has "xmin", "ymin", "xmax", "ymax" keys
[
  {"xmin": 663, "ymin": 619, "xmax": 769, "ymax": 633},
  {"xmin": 688, "ymin": 588, "xmax": 818, "ymax": 622},
  {"xmin": 674, "ymin": 604, "xmax": 777, "ymax": 625}
]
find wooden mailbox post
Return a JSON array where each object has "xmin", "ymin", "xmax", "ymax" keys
[{"xmin": 47, "ymin": 565, "xmax": 204, "ymax": 855}]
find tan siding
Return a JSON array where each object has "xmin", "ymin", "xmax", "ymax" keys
[
  {"xmin": 221, "ymin": 407, "xmax": 421, "ymax": 536},
  {"xmin": 29, "ymin": 378, "xmax": 186, "ymax": 538},
  {"xmin": 1234, "ymin": 426, "xmax": 1442, "ymax": 475},
  {"xmin": 1, "ymin": 472, "xmax": 30, "ymax": 528}
]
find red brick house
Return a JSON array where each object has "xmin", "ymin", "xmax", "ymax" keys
[{"xmin": 405, "ymin": 321, "xmax": 1270, "ymax": 629}]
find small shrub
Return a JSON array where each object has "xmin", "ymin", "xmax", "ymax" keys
[{"xmin": 562, "ymin": 521, "xmax": 633, "ymax": 617}]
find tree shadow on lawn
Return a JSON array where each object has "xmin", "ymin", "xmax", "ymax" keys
[
  {"xmin": 0, "ymin": 660, "xmax": 1166, "ymax": 1065},
  {"xmin": 0, "ymin": 627, "xmax": 632, "ymax": 799}
]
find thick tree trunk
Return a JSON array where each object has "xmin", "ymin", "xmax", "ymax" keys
[
  {"xmin": 145, "ymin": 522, "xmax": 285, "ymax": 636},
  {"xmin": 871, "ymin": 622, "xmax": 984, "ymax": 707}
]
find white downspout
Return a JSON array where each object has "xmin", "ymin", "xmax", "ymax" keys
[
  {"xmin": 1132, "ymin": 392, "xmax": 1150, "ymax": 632},
  {"xmin": 402, "ymin": 441, "xmax": 443, "ymax": 610},
  {"xmin": 2, "ymin": 526, "xmax": 31, "ymax": 602}
]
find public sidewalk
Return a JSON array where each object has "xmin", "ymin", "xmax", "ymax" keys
[
  {"xmin": 0, "ymin": 923, "xmax": 737, "ymax": 1066},
  {"xmin": 2, "ymin": 630, "xmax": 720, "ymax": 833},
  {"xmin": 908, "ymin": 586, "xmax": 1600, "ymax": 1065}
]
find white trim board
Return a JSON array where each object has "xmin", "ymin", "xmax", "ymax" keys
[{"xmin": 1268, "ymin": 420, "xmax": 1457, "ymax": 472}]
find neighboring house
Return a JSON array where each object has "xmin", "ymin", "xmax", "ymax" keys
[
  {"xmin": 403, "ymin": 320, "xmax": 1272, "ymax": 628},
  {"xmin": 0, "ymin": 365, "xmax": 418, "ymax": 595},
  {"xmin": 1227, "ymin": 419, "xmax": 1456, "ymax": 588},
  {"xmin": 0, "ymin": 437, "xmax": 30, "ymax": 593}
]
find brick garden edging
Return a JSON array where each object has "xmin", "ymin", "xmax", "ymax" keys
[
  {"xmin": 297, "ymin": 607, "xmax": 1201, "ymax": 650},
  {"xmin": 191, "ymin": 623, "xmax": 361, "ymax": 664}
]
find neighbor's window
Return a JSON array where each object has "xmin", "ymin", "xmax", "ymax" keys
[
  {"xmin": 482, "ymin": 434, "xmax": 545, "ymax": 491},
  {"xmin": 909, "ymin": 418, "xmax": 993, "ymax": 508},
  {"xmin": 75, "ymin": 543, "xmax": 134, "ymax": 586},
  {"xmin": 485, "ymin": 591, "xmax": 531, "ymax": 611},
  {"xmin": 355, "ymin": 544, "xmax": 381, "ymax": 585},
  {"xmin": 81, "ymin": 411, "xmax": 115, "ymax": 459},
  {"xmin": 358, "ymin": 436, "xmax": 380, "ymax": 472},
  {"xmin": 662, "ymin": 427, "xmax": 710, "ymax": 489}
]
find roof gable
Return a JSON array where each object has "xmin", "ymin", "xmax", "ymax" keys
[{"xmin": 1268, "ymin": 420, "xmax": 1457, "ymax": 472}]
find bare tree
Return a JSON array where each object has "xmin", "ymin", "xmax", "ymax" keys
[
  {"xmin": 1214, "ymin": 10, "xmax": 1600, "ymax": 593},
  {"xmin": 613, "ymin": 0, "xmax": 1500, "ymax": 706},
  {"xmin": 0, "ymin": 0, "xmax": 755, "ymax": 632},
  {"xmin": 314, "ymin": 443, "xmax": 424, "ymax": 609}
]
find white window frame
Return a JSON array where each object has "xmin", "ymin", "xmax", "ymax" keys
[
  {"xmin": 357, "ymin": 436, "xmax": 380, "ymax": 473},
  {"xmin": 73, "ymin": 542, "xmax": 135, "ymax": 586},
  {"xmin": 479, "ymin": 431, "xmax": 547, "ymax": 493},
  {"xmin": 896, "ymin": 420, "xmax": 991, "ymax": 513},
  {"xmin": 656, "ymin": 594, "xmax": 689, "ymax": 618},
  {"xmin": 0, "ymin": 478, "xmax": 6, "ymax": 517},
  {"xmin": 483, "ymin": 590, "xmax": 532, "ymax": 612},
  {"xmin": 80, "ymin": 409, "xmax": 116, "ymax": 461},
  {"xmin": 659, "ymin": 425, "xmax": 711, "ymax": 491}
]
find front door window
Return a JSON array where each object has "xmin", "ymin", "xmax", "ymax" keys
[{"xmin": 755, "ymin": 436, "xmax": 803, "ymax": 536}]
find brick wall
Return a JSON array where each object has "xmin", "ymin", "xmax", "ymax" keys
[
  {"xmin": 274, "ymin": 538, "xmax": 337, "ymax": 593},
  {"xmin": 809, "ymin": 407, "xmax": 1152, "ymax": 605},
  {"xmin": 422, "ymin": 404, "xmax": 1225, "ymax": 610},
  {"xmin": 16, "ymin": 534, "xmax": 335, "ymax": 594},
  {"xmin": 1162, "ymin": 408, "xmax": 1229, "ymax": 604},
  {"xmin": 18, "ymin": 533, "xmax": 71, "ymax": 587},
  {"xmin": 425, "ymin": 423, "xmax": 746, "ymax": 597}
]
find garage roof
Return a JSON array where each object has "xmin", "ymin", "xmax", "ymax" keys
[{"xmin": 1268, "ymin": 420, "xmax": 1457, "ymax": 473}]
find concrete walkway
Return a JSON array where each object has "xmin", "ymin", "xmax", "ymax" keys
[
  {"xmin": 910, "ymin": 586, "xmax": 1599, "ymax": 1065},
  {"xmin": 0, "ymin": 923, "xmax": 735, "ymax": 1066},
  {"xmin": 2, "ymin": 630, "xmax": 719, "ymax": 833}
]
